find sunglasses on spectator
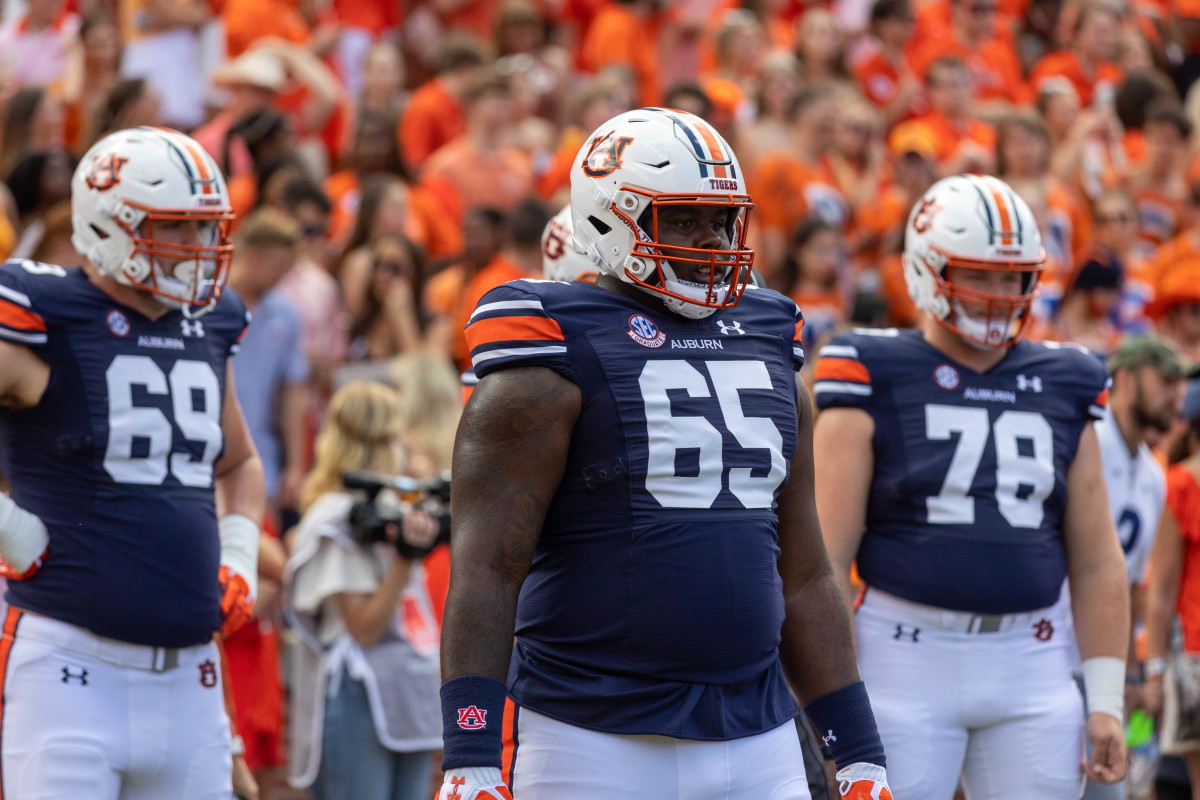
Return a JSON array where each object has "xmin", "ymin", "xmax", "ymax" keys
[{"xmin": 302, "ymin": 223, "xmax": 329, "ymax": 238}]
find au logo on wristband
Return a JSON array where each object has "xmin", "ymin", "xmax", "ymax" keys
[{"xmin": 457, "ymin": 705, "xmax": 488, "ymax": 730}]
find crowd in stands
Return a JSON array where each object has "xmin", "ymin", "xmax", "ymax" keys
[{"xmin": 7, "ymin": 0, "xmax": 1200, "ymax": 796}]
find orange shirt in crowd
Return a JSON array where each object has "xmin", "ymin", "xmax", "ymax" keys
[
  {"xmin": 438, "ymin": 0, "xmax": 501, "ymax": 42},
  {"xmin": 853, "ymin": 186, "xmax": 909, "ymax": 267},
  {"xmin": 908, "ymin": 34, "xmax": 1030, "ymax": 105},
  {"xmin": 1166, "ymin": 464, "xmax": 1200, "ymax": 653},
  {"xmin": 750, "ymin": 152, "xmax": 848, "ymax": 236},
  {"xmin": 421, "ymin": 138, "xmax": 535, "ymax": 226},
  {"xmin": 332, "ymin": 0, "xmax": 399, "ymax": 34},
  {"xmin": 1134, "ymin": 187, "xmax": 1184, "ymax": 256},
  {"xmin": 1143, "ymin": 231, "xmax": 1200, "ymax": 291},
  {"xmin": 537, "ymin": 126, "xmax": 588, "ymax": 200},
  {"xmin": 899, "ymin": 112, "xmax": 996, "ymax": 166},
  {"xmin": 425, "ymin": 255, "xmax": 528, "ymax": 371},
  {"xmin": 852, "ymin": 48, "xmax": 911, "ymax": 110},
  {"xmin": 878, "ymin": 252, "xmax": 921, "ymax": 327},
  {"xmin": 1028, "ymin": 50, "xmax": 1122, "ymax": 107},
  {"xmin": 399, "ymin": 78, "xmax": 465, "ymax": 171},
  {"xmin": 578, "ymin": 3, "xmax": 660, "ymax": 106},
  {"xmin": 222, "ymin": 0, "xmax": 308, "ymax": 58}
]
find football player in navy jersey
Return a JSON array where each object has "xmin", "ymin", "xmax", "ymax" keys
[
  {"xmin": 813, "ymin": 173, "xmax": 1131, "ymax": 798},
  {"xmin": 435, "ymin": 108, "xmax": 891, "ymax": 800},
  {"xmin": 0, "ymin": 127, "xmax": 264, "ymax": 798}
]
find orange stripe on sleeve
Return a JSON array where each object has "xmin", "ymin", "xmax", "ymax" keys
[
  {"xmin": 0, "ymin": 298, "xmax": 46, "ymax": 332},
  {"xmin": 1093, "ymin": 387, "xmax": 1109, "ymax": 409},
  {"xmin": 0, "ymin": 606, "xmax": 23, "ymax": 799},
  {"xmin": 466, "ymin": 315, "xmax": 565, "ymax": 350},
  {"xmin": 814, "ymin": 357, "xmax": 871, "ymax": 384},
  {"xmin": 794, "ymin": 318, "xmax": 804, "ymax": 343},
  {"xmin": 500, "ymin": 697, "xmax": 517, "ymax": 786}
]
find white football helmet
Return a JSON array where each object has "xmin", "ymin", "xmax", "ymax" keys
[
  {"xmin": 570, "ymin": 107, "xmax": 754, "ymax": 319},
  {"xmin": 903, "ymin": 174, "xmax": 1045, "ymax": 348},
  {"xmin": 542, "ymin": 204, "xmax": 598, "ymax": 283},
  {"xmin": 71, "ymin": 126, "xmax": 235, "ymax": 318}
]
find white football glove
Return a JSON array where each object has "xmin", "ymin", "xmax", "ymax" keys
[
  {"xmin": 0, "ymin": 492, "xmax": 49, "ymax": 579},
  {"xmin": 435, "ymin": 767, "xmax": 512, "ymax": 800},
  {"xmin": 836, "ymin": 763, "xmax": 893, "ymax": 799}
]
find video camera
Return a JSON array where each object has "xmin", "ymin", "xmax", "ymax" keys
[{"xmin": 342, "ymin": 470, "xmax": 451, "ymax": 560}]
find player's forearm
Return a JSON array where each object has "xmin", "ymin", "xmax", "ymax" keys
[
  {"xmin": 779, "ymin": 569, "xmax": 862, "ymax": 703},
  {"xmin": 215, "ymin": 454, "xmax": 266, "ymax": 523},
  {"xmin": 441, "ymin": 555, "xmax": 523, "ymax": 681},
  {"xmin": 1070, "ymin": 559, "xmax": 1131, "ymax": 662}
]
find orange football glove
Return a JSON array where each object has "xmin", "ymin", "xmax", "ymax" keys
[
  {"xmin": 836, "ymin": 763, "xmax": 892, "ymax": 799},
  {"xmin": 0, "ymin": 545, "xmax": 48, "ymax": 581},
  {"xmin": 434, "ymin": 768, "xmax": 512, "ymax": 800},
  {"xmin": 218, "ymin": 565, "xmax": 254, "ymax": 637}
]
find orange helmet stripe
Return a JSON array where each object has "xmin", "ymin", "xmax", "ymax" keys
[{"xmin": 692, "ymin": 120, "xmax": 729, "ymax": 179}]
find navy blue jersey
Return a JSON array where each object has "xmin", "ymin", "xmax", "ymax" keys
[
  {"xmin": 465, "ymin": 279, "xmax": 805, "ymax": 740},
  {"xmin": 0, "ymin": 261, "xmax": 248, "ymax": 647},
  {"xmin": 814, "ymin": 328, "xmax": 1109, "ymax": 614}
]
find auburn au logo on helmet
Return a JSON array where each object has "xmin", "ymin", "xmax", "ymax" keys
[
  {"xmin": 85, "ymin": 154, "xmax": 130, "ymax": 192},
  {"xmin": 582, "ymin": 133, "xmax": 633, "ymax": 178}
]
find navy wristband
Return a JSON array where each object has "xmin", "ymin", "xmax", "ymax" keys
[
  {"xmin": 440, "ymin": 675, "xmax": 508, "ymax": 770},
  {"xmin": 803, "ymin": 680, "xmax": 887, "ymax": 769}
]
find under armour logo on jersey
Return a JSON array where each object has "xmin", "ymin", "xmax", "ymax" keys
[
  {"xmin": 198, "ymin": 659, "xmax": 218, "ymax": 688},
  {"xmin": 716, "ymin": 320, "xmax": 745, "ymax": 335},
  {"xmin": 1016, "ymin": 374, "xmax": 1043, "ymax": 393},
  {"xmin": 448, "ymin": 776, "xmax": 466, "ymax": 799},
  {"xmin": 894, "ymin": 624, "xmax": 920, "ymax": 643},
  {"xmin": 61, "ymin": 666, "xmax": 88, "ymax": 685},
  {"xmin": 822, "ymin": 730, "xmax": 837, "ymax": 746},
  {"xmin": 180, "ymin": 319, "xmax": 205, "ymax": 337},
  {"xmin": 1032, "ymin": 618, "xmax": 1054, "ymax": 642},
  {"xmin": 457, "ymin": 705, "xmax": 488, "ymax": 730}
]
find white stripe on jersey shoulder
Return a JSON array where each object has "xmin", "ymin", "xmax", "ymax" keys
[
  {"xmin": 850, "ymin": 327, "xmax": 900, "ymax": 337},
  {"xmin": 471, "ymin": 344, "xmax": 568, "ymax": 367},
  {"xmin": 793, "ymin": 346, "xmax": 805, "ymax": 359},
  {"xmin": 814, "ymin": 380, "xmax": 873, "ymax": 396},
  {"xmin": 1039, "ymin": 340, "xmax": 1092, "ymax": 354},
  {"xmin": 819, "ymin": 344, "xmax": 859, "ymax": 359},
  {"xmin": 469, "ymin": 299, "xmax": 547, "ymax": 323},
  {"xmin": 0, "ymin": 327, "xmax": 47, "ymax": 345},
  {"xmin": 0, "ymin": 283, "xmax": 33, "ymax": 308},
  {"xmin": 1089, "ymin": 404, "xmax": 1107, "ymax": 417}
]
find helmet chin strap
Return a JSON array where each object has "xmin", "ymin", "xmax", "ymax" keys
[{"xmin": 951, "ymin": 299, "xmax": 1017, "ymax": 350}]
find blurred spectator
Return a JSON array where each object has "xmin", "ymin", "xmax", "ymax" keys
[
  {"xmin": 398, "ymin": 32, "xmax": 487, "ymax": 173},
  {"xmin": 254, "ymin": 154, "xmax": 309, "ymax": 211},
  {"xmin": 750, "ymin": 86, "xmax": 845, "ymax": 284},
  {"xmin": 0, "ymin": 0, "xmax": 78, "ymax": 89},
  {"xmin": 331, "ymin": 0, "xmax": 400, "ymax": 99},
  {"xmin": 424, "ymin": 206, "xmax": 526, "ymax": 371},
  {"xmin": 286, "ymin": 380, "xmax": 441, "ymax": 800},
  {"xmin": 229, "ymin": 207, "xmax": 309, "ymax": 520},
  {"xmin": 578, "ymin": 0, "xmax": 660, "ymax": 106},
  {"xmin": 223, "ymin": 108, "xmax": 295, "ymax": 219},
  {"xmin": 1143, "ymin": 378, "xmax": 1200, "ymax": 786},
  {"xmin": 5, "ymin": 148, "xmax": 74, "ymax": 258},
  {"xmin": 338, "ymin": 41, "xmax": 407, "ymax": 160},
  {"xmin": 327, "ymin": 109, "xmax": 409, "ymax": 245},
  {"xmin": 852, "ymin": 0, "xmax": 922, "ymax": 127},
  {"xmin": 1147, "ymin": 260, "xmax": 1200, "ymax": 364},
  {"xmin": 1114, "ymin": 68, "xmax": 1179, "ymax": 169},
  {"xmin": 1129, "ymin": 100, "xmax": 1192, "ymax": 258},
  {"xmin": 345, "ymin": 233, "xmax": 427, "ymax": 363},
  {"xmin": 829, "ymin": 96, "xmax": 886, "ymax": 216},
  {"xmin": 1030, "ymin": 4, "xmax": 1123, "ymax": 107},
  {"xmin": 894, "ymin": 56, "xmax": 995, "ymax": 176},
  {"xmin": 1145, "ymin": 181, "xmax": 1200, "ymax": 304},
  {"xmin": 276, "ymin": 177, "xmax": 349, "ymax": 429},
  {"xmin": 117, "ymin": 0, "xmax": 211, "ymax": 129},
  {"xmin": 736, "ymin": 50, "xmax": 802, "ymax": 177},
  {"xmin": 698, "ymin": 10, "xmax": 763, "ymax": 133},
  {"xmin": 1015, "ymin": 0, "xmax": 1063, "ymax": 75},
  {"xmin": 0, "ymin": 87, "xmax": 64, "ymax": 180},
  {"xmin": 781, "ymin": 215, "xmax": 848, "ymax": 359},
  {"xmin": 662, "ymin": 81, "xmax": 715, "ymax": 130},
  {"xmin": 420, "ymin": 70, "xmax": 534, "ymax": 226},
  {"xmin": 501, "ymin": 196, "xmax": 553, "ymax": 276},
  {"xmin": 492, "ymin": 0, "xmax": 571, "ymax": 123},
  {"xmin": 795, "ymin": 8, "xmax": 853, "ymax": 91},
  {"xmin": 56, "ymin": 12, "xmax": 122, "ymax": 152},
  {"xmin": 84, "ymin": 78, "xmax": 162, "ymax": 151},
  {"xmin": 908, "ymin": 0, "xmax": 1029, "ymax": 112},
  {"xmin": 195, "ymin": 42, "xmax": 341, "ymax": 183}
]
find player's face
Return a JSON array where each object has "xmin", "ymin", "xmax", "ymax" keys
[
  {"xmin": 946, "ymin": 265, "xmax": 1023, "ymax": 315},
  {"xmin": 150, "ymin": 218, "xmax": 218, "ymax": 275},
  {"xmin": 652, "ymin": 204, "xmax": 735, "ymax": 285},
  {"xmin": 1133, "ymin": 367, "xmax": 1185, "ymax": 436}
]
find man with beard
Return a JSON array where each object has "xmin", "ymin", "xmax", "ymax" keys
[{"xmin": 1079, "ymin": 334, "xmax": 1186, "ymax": 800}]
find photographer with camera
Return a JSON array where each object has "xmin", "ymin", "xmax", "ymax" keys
[{"xmin": 284, "ymin": 380, "xmax": 443, "ymax": 800}]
